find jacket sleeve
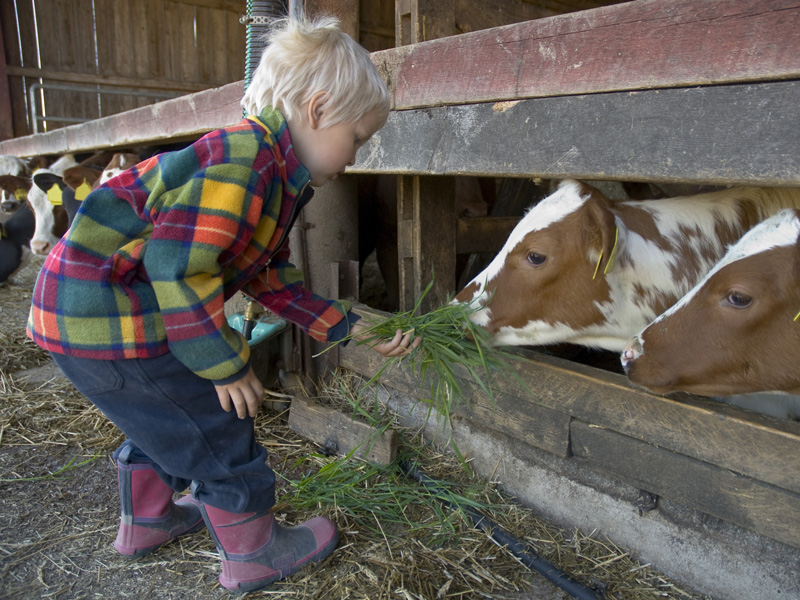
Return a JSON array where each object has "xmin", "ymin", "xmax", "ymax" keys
[{"xmin": 242, "ymin": 243, "xmax": 357, "ymax": 343}]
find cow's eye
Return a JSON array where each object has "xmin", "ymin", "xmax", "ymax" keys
[
  {"xmin": 527, "ymin": 252, "xmax": 546, "ymax": 266},
  {"xmin": 726, "ymin": 290, "xmax": 752, "ymax": 309}
]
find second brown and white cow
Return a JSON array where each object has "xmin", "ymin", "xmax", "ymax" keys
[
  {"xmin": 621, "ymin": 209, "xmax": 800, "ymax": 396},
  {"xmin": 454, "ymin": 180, "xmax": 800, "ymax": 352}
]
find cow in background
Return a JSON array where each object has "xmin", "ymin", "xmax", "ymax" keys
[
  {"xmin": 0, "ymin": 202, "xmax": 35, "ymax": 285},
  {"xmin": 622, "ymin": 209, "xmax": 800, "ymax": 397},
  {"xmin": 34, "ymin": 152, "xmax": 140, "ymax": 226},
  {"xmin": 25, "ymin": 154, "xmax": 79, "ymax": 254},
  {"xmin": 454, "ymin": 180, "xmax": 800, "ymax": 352}
]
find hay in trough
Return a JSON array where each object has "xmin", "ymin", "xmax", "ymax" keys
[{"xmin": 0, "ymin": 257, "xmax": 710, "ymax": 599}]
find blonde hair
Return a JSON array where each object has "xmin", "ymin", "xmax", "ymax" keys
[{"xmin": 242, "ymin": 15, "xmax": 390, "ymax": 127}]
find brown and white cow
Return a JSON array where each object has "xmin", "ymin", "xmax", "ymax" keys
[
  {"xmin": 622, "ymin": 209, "xmax": 800, "ymax": 396},
  {"xmin": 27, "ymin": 152, "xmax": 140, "ymax": 255},
  {"xmin": 454, "ymin": 180, "xmax": 800, "ymax": 352},
  {"xmin": 26, "ymin": 154, "xmax": 78, "ymax": 254}
]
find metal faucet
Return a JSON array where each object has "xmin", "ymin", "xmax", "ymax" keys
[{"xmin": 241, "ymin": 296, "xmax": 264, "ymax": 341}]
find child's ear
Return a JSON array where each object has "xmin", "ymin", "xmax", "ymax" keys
[{"xmin": 307, "ymin": 91, "xmax": 330, "ymax": 130}]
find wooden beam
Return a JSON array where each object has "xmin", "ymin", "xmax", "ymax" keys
[
  {"xmin": 354, "ymin": 81, "xmax": 800, "ymax": 186},
  {"xmin": 0, "ymin": 81, "xmax": 244, "ymax": 157},
  {"xmin": 374, "ymin": 0, "xmax": 800, "ymax": 111},
  {"xmin": 4, "ymin": 67, "xmax": 212, "ymax": 94},
  {"xmin": 396, "ymin": 175, "xmax": 457, "ymax": 311},
  {"xmin": 288, "ymin": 396, "xmax": 398, "ymax": 464},
  {"xmin": 341, "ymin": 304, "xmax": 800, "ymax": 497},
  {"xmin": 571, "ymin": 421, "xmax": 800, "ymax": 550},
  {"xmin": 0, "ymin": 19, "xmax": 13, "ymax": 141}
]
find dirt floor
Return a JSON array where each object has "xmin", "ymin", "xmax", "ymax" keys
[{"xmin": 1, "ymin": 255, "xmax": 710, "ymax": 600}]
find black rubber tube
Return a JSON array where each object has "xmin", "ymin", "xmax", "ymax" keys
[{"xmin": 400, "ymin": 461, "xmax": 603, "ymax": 600}]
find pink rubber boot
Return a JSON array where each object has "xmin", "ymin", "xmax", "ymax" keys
[
  {"xmin": 113, "ymin": 456, "xmax": 204, "ymax": 559},
  {"xmin": 200, "ymin": 503, "xmax": 339, "ymax": 592}
]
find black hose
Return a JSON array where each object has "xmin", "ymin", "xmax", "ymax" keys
[{"xmin": 400, "ymin": 461, "xmax": 603, "ymax": 600}]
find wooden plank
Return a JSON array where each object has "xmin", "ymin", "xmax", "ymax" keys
[
  {"xmin": 0, "ymin": 81, "xmax": 244, "ymax": 157},
  {"xmin": 354, "ymin": 81, "xmax": 800, "ymax": 186},
  {"xmin": 396, "ymin": 0, "xmax": 456, "ymax": 45},
  {"xmin": 339, "ymin": 325, "xmax": 571, "ymax": 458},
  {"xmin": 455, "ymin": 0, "xmax": 557, "ymax": 34},
  {"xmin": 5, "ymin": 66, "xmax": 211, "ymax": 92},
  {"xmin": 341, "ymin": 305, "xmax": 800, "ymax": 495},
  {"xmin": 287, "ymin": 396, "xmax": 398, "ymax": 464},
  {"xmin": 373, "ymin": 0, "xmax": 800, "ymax": 111},
  {"xmin": 494, "ymin": 348, "xmax": 800, "ymax": 495},
  {"xmin": 571, "ymin": 421, "xmax": 800, "ymax": 549},
  {"xmin": 0, "ymin": 14, "xmax": 13, "ymax": 141},
  {"xmin": 396, "ymin": 176, "xmax": 456, "ymax": 311},
  {"xmin": 456, "ymin": 216, "xmax": 520, "ymax": 254}
]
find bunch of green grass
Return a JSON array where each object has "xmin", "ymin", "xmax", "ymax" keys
[
  {"xmin": 282, "ymin": 445, "xmax": 507, "ymax": 544},
  {"xmin": 344, "ymin": 280, "xmax": 525, "ymax": 421}
]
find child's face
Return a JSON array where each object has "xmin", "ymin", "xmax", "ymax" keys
[{"xmin": 290, "ymin": 95, "xmax": 387, "ymax": 187}]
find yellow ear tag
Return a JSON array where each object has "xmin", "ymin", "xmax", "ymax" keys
[
  {"xmin": 592, "ymin": 227, "xmax": 619, "ymax": 280},
  {"xmin": 75, "ymin": 179, "xmax": 92, "ymax": 201},
  {"xmin": 47, "ymin": 184, "xmax": 63, "ymax": 206},
  {"xmin": 13, "ymin": 188, "xmax": 27, "ymax": 201},
  {"xmin": 794, "ymin": 309, "xmax": 800, "ymax": 322}
]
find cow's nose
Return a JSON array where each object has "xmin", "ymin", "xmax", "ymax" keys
[
  {"xmin": 620, "ymin": 336, "xmax": 643, "ymax": 373},
  {"xmin": 31, "ymin": 241, "xmax": 51, "ymax": 255}
]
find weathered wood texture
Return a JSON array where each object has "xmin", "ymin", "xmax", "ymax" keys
[
  {"xmin": 2, "ymin": 0, "xmax": 797, "ymax": 185},
  {"xmin": 374, "ymin": 0, "xmax": 800, "ymax": 111},
  {"xmin": 0, "ymin": 82, "xmax": 244, "ymax": 157},
  {"xmin": 340, "ymin": 304, "xmax": 800, "ymax": 549},
  {"xmin": 287, "ymin": 396, "xmax": 399, "ymax": 464},
  {"xmin": 355, "ymin": 81, "xmax": 800, "ymax": 186},
  {"xmin": 1, "ymin": 0, "xmax": 245, "ymax": 137}
]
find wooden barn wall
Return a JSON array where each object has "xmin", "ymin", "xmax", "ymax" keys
[{"xmin": 1, "ymin": 0, "xmax": 246, "ymax": 139}]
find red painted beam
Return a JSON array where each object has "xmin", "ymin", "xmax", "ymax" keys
[{"xmin": 374, "ymin": 0, "xmax": 800, "ymax": 110}]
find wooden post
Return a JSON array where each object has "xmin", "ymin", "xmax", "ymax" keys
[
  {"xmin": 394, "ymin": 0, "xmax": 458, "ymax": 312},
  {"xmin": 395, "ymin": 0, "xmax": 456, "ymax": 44},
  {"xmin": 397, "ymin": 175, "xmax": 456, "ymax": 311}
]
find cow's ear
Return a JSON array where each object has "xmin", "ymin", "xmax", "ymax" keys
[
  {"xmin": 63, "ymin": 166, "xmax": 101, "ymax": 191},
  {"xmin": 32, "ymin": 172, "xmax": 65, "ymax": 192},
  {"xmin": 582, "ymin": 189, "xmax": 618, "ymax": 278}
]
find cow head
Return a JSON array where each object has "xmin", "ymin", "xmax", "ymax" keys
[
  {"xmin": 622, "ymin": 209, "xmax": 800, "ymax": 396},
  {"xmin": 0, "ymin": 175, "xmax": 31, "ymax": 213},
  {"xmin": 29, "ymin": 170, "xmax": 71, "ymax": 255},
  {"xmin": 454, "ymin": 180, "xmax": 621, "ymax": 349}
]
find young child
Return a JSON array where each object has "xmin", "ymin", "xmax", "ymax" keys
[{"xmin": 27, "ymin": 15, "xmax": 415, "ymax": 593}]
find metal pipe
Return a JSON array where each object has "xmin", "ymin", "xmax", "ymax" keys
[{"xmin": 28, "ymin": 82, "xmax": 180, "ymax": 133}]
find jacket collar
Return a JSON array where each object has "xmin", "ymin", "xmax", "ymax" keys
[{"xmin": 247, "ymin": 106, "xmax": 311, "ymax": 198}]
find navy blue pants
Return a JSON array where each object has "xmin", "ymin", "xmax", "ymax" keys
[{"xmin": 50, "ymin": 351, "xmax": 276, "ymax": 513}]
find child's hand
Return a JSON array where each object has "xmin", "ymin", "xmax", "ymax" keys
[
  {"xmin": 350, "ymin": 321, "xmax": 421, "ymax": 358},
  {"xmin": 215, "ymin": 366, "xmax": 264, "ymax": 419}
]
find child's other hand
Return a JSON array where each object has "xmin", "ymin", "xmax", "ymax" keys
[
  {"xmin": 350, "ymin": 321, "xmax": 421, "ymax": 358},
  {"xmin": 215, "ymin": 366, "xmax": 264, "ymax": 419}
]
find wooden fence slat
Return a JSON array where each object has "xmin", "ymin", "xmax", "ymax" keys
[
  {"xmin": 571, "ymin": 421, "xmax": 800, "ymax": 549},
  {"xmin": 374, "ymin": 0, "xmax": 800, "ymax": 111},
  {"xmin": 338, "ymin": 340, "xmax": 572, "ymax": 458},
  {"xmin": 339, "ymin": 305, "xmax": 800, "ymax": 496},
  {"xmin": 355, "ymin": 81, "xmax": 800, "ymax": 185},
  {"xmin": 494, "ymin": 348, "xmax": 800, "ymax": 495}
]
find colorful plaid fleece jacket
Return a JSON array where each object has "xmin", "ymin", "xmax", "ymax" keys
[{"xmin": 27, "ymin": 107, "xmax": 355, "ymax": 384}]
